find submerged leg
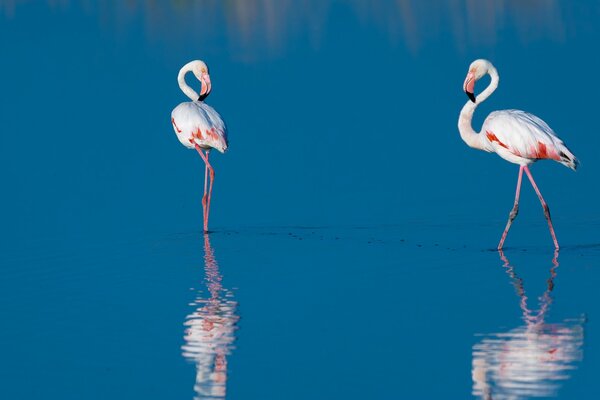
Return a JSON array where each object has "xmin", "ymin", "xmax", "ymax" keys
[
  {"xmin": 523, "ymin": 166, "xmax": 559, "ymax": 249},
  {"xmin": 195, "ymin": 146, "xmax": 214, "ymax": 232},
  {"xmin": 498, "ymin": 166, "xmax": 524, "ymax": 250}
]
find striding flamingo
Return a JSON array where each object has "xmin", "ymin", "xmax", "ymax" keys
[
  {"xmin": 172, "ymin": 60, "xmax": 228, "ymax": 232},
  {"xmin": 458, "ymin": 59, "xmax": 578, "ymax": 250}
]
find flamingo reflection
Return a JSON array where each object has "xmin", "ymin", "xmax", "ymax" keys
[
  {"xmin": 472, "ymin": 251, "xmax": 585, "ymax": 399},
  {"xmin": 182, "ymin": 234, "xmax": 239, "ymax": 399}
]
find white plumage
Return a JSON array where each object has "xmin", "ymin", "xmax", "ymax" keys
[
  {"xmin": 172, "ymin": 101, "xmax": 228, "ymax": 153},
  {"xmin": 480, "ymin": 109, "xmax": 577, "ymax": 170}
]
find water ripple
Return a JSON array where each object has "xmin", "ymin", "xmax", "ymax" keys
[
  {"xmin": 472, "ymin": 251, "xmax": 585, "ymax": 399},
  {"xmin": 181, "ymin": 235, "xmax": 239, "ymax": 400}
]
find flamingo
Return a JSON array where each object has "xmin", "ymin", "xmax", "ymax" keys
[
  {"xmin": 458, "ymin": 59, "xmax": 578, "ymax": 250},
  {"xmin": 172, "ymin": 60, "xmax": 228, "ymax": 232}
]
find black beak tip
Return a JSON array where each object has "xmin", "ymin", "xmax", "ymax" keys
[
  {"xmin": 198, "ymin": 93, "xmax": 209, "ymax": 102},
  {"xmin": 466, "ymin": 91, "xmax": 476, "ymax": 103}
]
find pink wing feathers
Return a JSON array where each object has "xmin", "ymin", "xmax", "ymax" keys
[
  {"xmin": 171, "ymin": 101, "xmax": 228, "ymax": 153},
  {"xmin": 481, "ymin": 110, "xmax": 578, "ymax": 170}
]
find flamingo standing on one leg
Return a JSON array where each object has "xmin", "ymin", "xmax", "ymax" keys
[
  {"xmin": 172, "ymin": 60, "xmax": 228, "ymax": 232},
  {"xmin": 458, "ymin": 59, "xmax": 578, "ymax": 250}
]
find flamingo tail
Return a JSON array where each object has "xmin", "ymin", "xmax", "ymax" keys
[{"xmin": 556, "ymin": 144, "xmax": 579, "ymax": 171}]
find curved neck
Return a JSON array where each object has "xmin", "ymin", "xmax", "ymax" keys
[
  {"xmin": 458, "ymin": 67, "xmax": 499, "ymax": 150},
  {"xmin": 178, "ymin": 62, "xmax": 200, "ymax": 101}
]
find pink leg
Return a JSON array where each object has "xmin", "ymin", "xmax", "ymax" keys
[
  {"xmin": 205, "ymin": 151, "xmax": 215, "ymax": 222},
  {"xmin": 202, "ymin": 157, "xmax": 208, "ymax": 226},
  {"xmin": 195, "ymin": 146, "xmax": 215, "ymax": 232},
  {"xmin": 523, "ymin": 166, "xmax": 559, "ymax": 249},
  {"xmin": 498, "ymin": 166, "xmax": 524, "ymax": 250}
]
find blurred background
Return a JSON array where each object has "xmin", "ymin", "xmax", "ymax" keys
[
  {"xmin": 1, "ymin": 0, "xmax": 599, "ymax": 244},
  {"xmin": 2, "ymin": 1, "xmax": 600, "ymax": 399}
]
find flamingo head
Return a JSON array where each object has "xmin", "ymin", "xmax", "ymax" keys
[
  {"xmin": 463, "ymin": 59, "xmax": 492, "ymax": 103},
  {"xmin": 190, "ymin": 60, "xmax": 212, "ymax": 101}
]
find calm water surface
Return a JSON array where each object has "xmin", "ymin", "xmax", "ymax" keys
[{"xmin": 2, "ymin": 1, "xmax": 600, "ymax": 399}]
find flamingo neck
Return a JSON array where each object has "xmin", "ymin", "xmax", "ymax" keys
[
  {"xmin": 178, "ymin": 62, "xmax": 200, "ymax": 101},
  {"xmin": 458, "ymin": 66, "xmax": 499, "ymax": 150}
]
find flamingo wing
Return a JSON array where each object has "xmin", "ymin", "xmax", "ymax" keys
[
  {"xmin": 482, "ymin": 110, "xmax": 578, "ymax": 170},
  {"xmin": 172, "ymin": 102, "xmax": 228, "ymax": 153}
]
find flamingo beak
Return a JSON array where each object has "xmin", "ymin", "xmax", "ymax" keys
[
  {"xmin": 198, "ymin": 73, "xmax": 212, "ymax": 101},
  {"xmin": 463, "ymin": 72, "xmax": 476, "ymax": 103}
]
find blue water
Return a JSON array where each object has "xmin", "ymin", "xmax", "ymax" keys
[{"xmin": 2, "ymin": 1, "xmax": 600, "ymax": 399}]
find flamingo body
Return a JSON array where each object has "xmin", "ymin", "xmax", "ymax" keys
[
  {"xmin": 171, "ymin": 101, "xmax": 228, "ymax": 153},
  {"xmin": 479, "ymin": 109, "xmax": 577, "ymax": 170}
]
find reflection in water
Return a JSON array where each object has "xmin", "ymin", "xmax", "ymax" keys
[
  {"xmin": 182, "ymin": 235, "xmax": 239, "ymax": 399},
  {"xmin": 472, "ymin": 251, "xmax": 585, "ymax": 399},
  {"xmin": 1, "ymin": 1, "xmax": 595, "ymax": 57}
]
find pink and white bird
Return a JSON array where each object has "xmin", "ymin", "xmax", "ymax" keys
[
  {"xmin": 458, "ymin": 59, "xmax": 578, "ymax": 250},
  {"xmin": 171, "ymin": 60, "xmax": 228, "ymax": 232}
]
